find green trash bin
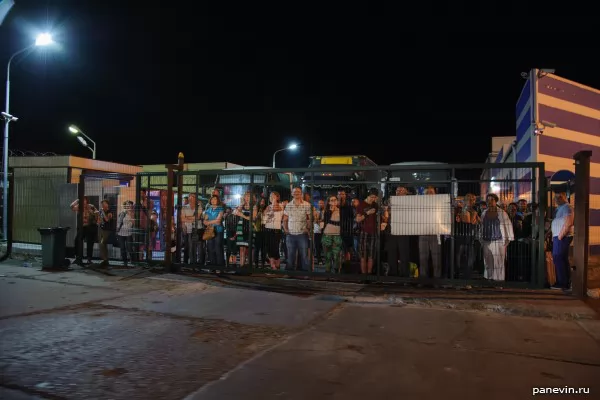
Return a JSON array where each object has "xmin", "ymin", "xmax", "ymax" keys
[{"xmin": 38, "ymin": 227, "xmax": 71, "ymax": 269}]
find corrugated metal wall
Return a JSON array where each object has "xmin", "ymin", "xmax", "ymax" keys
[{"xmin": 13, "ymin": 167, "xmax": 68, "ymax": 243}]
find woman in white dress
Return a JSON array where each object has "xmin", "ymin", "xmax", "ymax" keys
[{"xmin": 480, "ymin": 193, "xmax": 514, "ymax": 281}]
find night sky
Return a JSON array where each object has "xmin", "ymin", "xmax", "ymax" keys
[{"xmin": 2, "ymin": 2, "xmax": 598, "ymax": 168}]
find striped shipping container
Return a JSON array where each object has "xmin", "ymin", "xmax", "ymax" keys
[{"xmin": 533, "ymin": 72, "xmax": 600, "ymax": 254}]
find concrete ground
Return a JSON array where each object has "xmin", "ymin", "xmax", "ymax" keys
[{"xmin": 1, "ymin": 260, "xmax": 599, "ymax": 399}]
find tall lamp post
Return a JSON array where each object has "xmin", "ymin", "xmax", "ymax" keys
[
  {"xmin": 2, "ymin": 33, "xmax": 54, "ymax": 240},
  {"xmin": 272, "ymin": 143, "xmax": 299, "ymax": 168},
  {"xmin": 68, "ymin": 125, "xmax": 96, "ymax": 160}
]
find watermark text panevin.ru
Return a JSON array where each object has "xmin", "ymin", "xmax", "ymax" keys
[{"xmin": 533, "ymin": 387, "xmax": 590, "ymax": 396}]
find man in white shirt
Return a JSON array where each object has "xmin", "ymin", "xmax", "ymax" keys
[
  {"xmin": 283, "ymin": 187, "xmax": 312, "ymax": 271},
  {"xmin": 551, "ymin": 192, "xmax": 574, "ymax": 290}
]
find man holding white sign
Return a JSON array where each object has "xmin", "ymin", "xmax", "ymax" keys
[
  {"xmin": 385, "ymin": 186, "xmax": 411, "ymax": 277},
  {"xmin": 418, "ymin": 186, "xmax": 443, "ymax": 278}
]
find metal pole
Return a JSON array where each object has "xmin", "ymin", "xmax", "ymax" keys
[
  {"xmin": 537, "ymin": 164, "xmax": 547, "ymax": 288},
  {"xmin": 573, "ymin": 151, "xmax": 591, "ymax": 298},
  {"xmin": 272, "ymin": 149, "xmax": 282, "ymax": 168},
  {"xmin": 2, "ymin": 75, "xmax": 10, "ymax": 241},
  {"xmin": 77, "ymin": 129, "xmax": 96, "ymax": 160},
  {"xmin": 3, "ymin": 46, "xmax": 34, "ymax": 239}
]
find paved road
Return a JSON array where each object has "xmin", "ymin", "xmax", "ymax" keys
[
  {"xmin": 190, "ymin": 305, "xmax": 600, "ymax": 400},
  {"xmin": 1, "ymin": 263, "xmax": 599, "ymax": 399},
  {"xmin": 0, "ymin": 265, "xmax": 339, "ymax": 399}
]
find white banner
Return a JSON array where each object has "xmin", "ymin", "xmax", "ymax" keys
[{"xmin": 390, "ymin": 194, "xmax": 452, "ymax": 236}]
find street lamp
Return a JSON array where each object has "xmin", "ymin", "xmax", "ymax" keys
[
  {"xmin": 68, "ymin": 125, "xmax": 96, "ymax": 160},
  {"xmin": 272, "ymin": 143, "xmax": 299, "ymax": 168},
  {"xmin": 2, "ymin": 33, "xmax": 54, "ymax": 240}
]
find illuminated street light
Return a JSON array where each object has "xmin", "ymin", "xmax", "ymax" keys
[
  {"xmin": 2, "ymin": 32, "xmax": 55, "ymax": 240},
  {"xmin": 272, "ymin": 143, "xmax": 300, "ymax": 168},
  {"xmin": 35, "ymin": 33, "xmax": 53, "ymax": 46},
  {"xmin": 68, "ymin": 125, "xmax": 96, "ymax": 160}
]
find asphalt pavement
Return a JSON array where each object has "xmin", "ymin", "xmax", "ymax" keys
[{"xmin": 1, "ymin": 261, "xmax": 599, "ymax": 399}]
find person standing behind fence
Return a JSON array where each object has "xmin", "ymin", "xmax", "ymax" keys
[
  {"xmin": 133, "ymin": 190, "xmax": 150, "ymax": 262},
  {"xmin": 253, "ymin": 197, "xmax": 268, "ymax": 267},
  {"xmin": 418, "ymin": 187, "xmax": 442, "ymax": 278},
  {"xmin": 116, "ymin": 201, "xmax": 134, "ymax": 267},
  {"xmin": 234, "ymin": 192, "xmax": 252, "ymax": 267},
  {"xmin": 551, "ymin": 192, "xmax": 574, "ymax": 290},
  {"xmin": 98, "ymin": 200, "xmax": 114, "ymax": 267},
  {"xmin": 70, "ymin": 197, "xmax": 99, "ymax": 266},
  {"xmin": 313, "ymin": 199, "xmax": 325, "ymax": 265},
  {"xmin": 321, "ymin": 195, "xmax": 343, "ymax": 273},
  {"xmin": 283, "ymin": 187, "xmax": 312, "ymax": 271},
  {"xmin": 180, "ymin": 193, "xmax": 203, "ymax": 266},
  {"xmin": 203, "ymin": 195, "xmax": 225, "ymax": 266},
  {"xmin": 480, "ymin": 193, "xmax": 514, "ymax": 281},
  {"xmin": 386, "ymin": 186, "xmax": 411, "ymax": 277},
  {"xmin": 223, "ymin": 207, "xmax": 238, "ymax": 266},
  {"xmin": 455, "ymin": 193, "xmax": 479, "ymax": 279},
  {"xmin": 338, "ymin": 190, "xmax": 355, "ymax": 262},
  {"xmin": 356, "ymin": 188, "xmax": 380, "ymax": 279},
  {"xmin": 263, "ymin": 192, "xmax": 284, "ymax": 270}
]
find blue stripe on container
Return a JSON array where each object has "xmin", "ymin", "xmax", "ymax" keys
[
  {"xmin": 495, "ymin": 147, "xmax": 504, "ymax": 163},
  {"xmin": 516, "ymin": 108, "xmax": 532, "ymax": 143},
  {"xmin": 516, "ymin": 78, "xmax": 531, "ymax": 119},
  {"xmin": 517, "ymin": 136, "xmax": 531, "ymax": 162}
]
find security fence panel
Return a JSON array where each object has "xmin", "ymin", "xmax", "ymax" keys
[
  {"xmin": 149, "ymin": 163, "xmax": 547, "ymax": 287},
  {"xmin": 136, "ymin": 173, "xmax": 172, "ymax": 265}
]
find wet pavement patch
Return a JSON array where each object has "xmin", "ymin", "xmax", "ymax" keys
[{"xmin": 0, "ymin": 307, "xmax": 289, "ymax": 400}]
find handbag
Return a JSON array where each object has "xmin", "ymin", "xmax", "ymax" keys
[{"xmin": 203, "ymin": 226, "xmax": 215, "ymax": 241}]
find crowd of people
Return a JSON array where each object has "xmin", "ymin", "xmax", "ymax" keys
[{"xmin": 69, "ymin": 185, "xmax": 574, "ymax": 288}]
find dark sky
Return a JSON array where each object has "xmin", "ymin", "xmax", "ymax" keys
[{"xmin": 2, "ymin": 2, "xmax": 598, "ymax": 168}]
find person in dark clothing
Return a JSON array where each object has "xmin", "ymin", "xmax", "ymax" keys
[
  {"xmin": 385, "ymin": 186, "xmax": 412, "ymax": 277},
  {"xmin": 70, "ymin": 197, "xmax": 99, "ymax": 265},
  {"xmin": 223, "ymin": 207, "xmax": 239, "ymax": 267}
]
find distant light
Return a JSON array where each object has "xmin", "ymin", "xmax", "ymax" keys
[
  {"xmin": 288, "ymin": 143, "xmax": 298, "ymax": 150},
  {"xmin": 35, "ymin": 33, "xmax": 53, "ymax": 46},
  {"xmin": 233, "ymin": 194, "xmax": 241, "ymax": 200},
  {"xmin": 68, "ymin": 125, "xmax": 80, "ymax": 134},
  {"xmin": 77, "ymin": 136, "xmax": 87, "ymax": 147}
]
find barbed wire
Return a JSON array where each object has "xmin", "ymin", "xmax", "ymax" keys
[{"xmin": 0, "ymin": 149, "xmax": 59, "ymax": 156}]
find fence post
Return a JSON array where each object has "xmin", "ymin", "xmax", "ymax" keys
[
  {"xmin": 145, "ymin": 175, "xmax": 152, "ymax": 262},
  {"xmin": 76, "ymin": 170, "xmax": 86, "ymax": 263},
  {"xmin": 449, "ymin": 168, "xmax": 456, "ymax": 281},
  {"xmin": 175, "ymin": 156, "xmax": 184, "ymax": 267},
  {"xmin": 164, "ymin": 153, "xmax": 185, "ymax": 272},
  {"xmin": 573, "ymin": 151, "xmax": 591, "ymax": 299},
  {"xmin": 134, "ymin": 173, "xmax": 142, "ymax": 264},
  {"xmin": 536, "ymin": 164, "xmax": 547, "ymax": 288}
]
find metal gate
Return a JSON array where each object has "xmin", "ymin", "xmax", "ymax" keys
[{"xmin": 136, "ymin": 162, "xmax": 547, "ymax": 288}]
